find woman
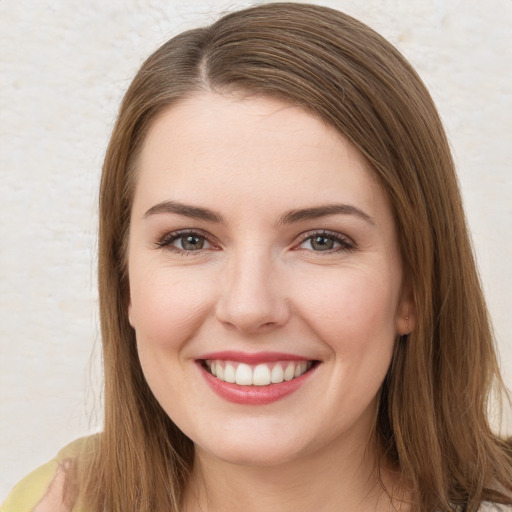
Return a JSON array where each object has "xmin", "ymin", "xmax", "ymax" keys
[{"xmin": 3, "ymin": 3, "xmax": 511, "ymax": 511}]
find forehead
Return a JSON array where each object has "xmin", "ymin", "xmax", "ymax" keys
[{"xmin": 133, "ymin": 92, "xmax": 388, "ymax": 222}]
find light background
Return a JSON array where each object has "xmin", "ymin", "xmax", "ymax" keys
[{"xmin": 1, "ymin": 0, "xmax": 511, "ymax": 498}]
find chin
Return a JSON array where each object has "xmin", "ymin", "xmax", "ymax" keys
[
  {"xmin": 199, "ymin": 439, "xmax": 307, "ymax": 468},
  {"xmin": 189, "ymin": 417, "xmax": 340, "ymax": 469}
]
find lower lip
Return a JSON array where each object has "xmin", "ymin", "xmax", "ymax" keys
[{"xmin": 198, "ymin": 362, "xmax": 317, "ymax": 405}]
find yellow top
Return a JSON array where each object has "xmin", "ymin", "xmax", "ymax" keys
[{"xmin": 1, "ymin": 438, "xmax": 87, "ymax": 512}]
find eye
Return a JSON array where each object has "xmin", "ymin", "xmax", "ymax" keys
[
  {"xmin": 175, "ymin": 234, "xmax": 210, "ymax": 251},
  {"xmin": 156, "ymin": 230, "xmax": 213, "ymax": 253},
  {"xmin": 296, "ymin": 231, "xmax": 354, "ymax": 252}
]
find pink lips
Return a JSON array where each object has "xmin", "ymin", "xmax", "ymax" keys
[{"xmin": 197, "ymin": 351, "xmax": 317, "ymax": 405}]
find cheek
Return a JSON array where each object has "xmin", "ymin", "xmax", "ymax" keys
[
  {"xmin": 128, "ymin": 263, "xmax": 216, "ymax": 348},
  {"xmin": 293, "ymin": 266, "xmax": 400, "ymax": 345},
  {"xmin": 128, "ymin": 265, "xmax": 217, "ymax": 412},
  {"xmin": 289, "ymin": 264, "xmax": 400, "ymax": 408}
]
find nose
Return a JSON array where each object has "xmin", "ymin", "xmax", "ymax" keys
[{"xmin": 215, "ymin": 248, "xmax": 290, "ymax": 335}]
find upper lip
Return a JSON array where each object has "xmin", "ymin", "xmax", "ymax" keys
[{"xmin": 197, "ymin": 351, "xmax": 316, "ymax": 364}]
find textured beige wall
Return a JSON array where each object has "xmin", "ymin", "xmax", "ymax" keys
[{"xmin": 1, "ymin": 0, "xmax": 511, "ymax": 498}]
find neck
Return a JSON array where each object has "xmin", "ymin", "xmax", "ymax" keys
[{"xmin": 183, "ymin": 435, "xmax": 407, "ymax": 512}]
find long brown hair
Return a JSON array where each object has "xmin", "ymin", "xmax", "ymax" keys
[{"xmin": 74, "ymin": 3, "xmax": 512, "ymax": 511}]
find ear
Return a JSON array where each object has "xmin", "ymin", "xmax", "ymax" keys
[
  {"xmin": 127, "ymin": 298, "xmax": 135, "ymax": 328},
  {"xmin": 395, "ymin": 280, "xmax": 416, "ymax": 336}
]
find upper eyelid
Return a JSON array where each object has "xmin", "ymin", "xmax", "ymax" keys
[
  {"xmin": 295, "ymin": 229, "xmax": 354, "ymax": 244},
  {"xmin": 156, "ymin": 229, "xmax": 217, "ymax": 248}
]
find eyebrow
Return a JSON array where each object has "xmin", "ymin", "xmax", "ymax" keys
[
  {"xmin": 278, "ymin": 204, "xmax": 374, "ymax": 226},
  {"xmin": 144, "ymin": 200, "xmax": 374, "ymax": 225},
  {"xmin": 144, "ymin": 200, "xmax": 224, "ymax": 223}
]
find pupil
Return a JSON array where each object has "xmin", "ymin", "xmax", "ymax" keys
[
  {"xmin": 312, "ymin": 236, "xmax": 334, "ymax": 251},
  {"xmin": 183, "ymin": 235, "xmax": 203, "ymax": 250}
]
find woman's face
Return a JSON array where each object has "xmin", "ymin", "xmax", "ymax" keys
[{"xmin": 127, "ymin": 92, "xmax": 412, "ymax": 466}]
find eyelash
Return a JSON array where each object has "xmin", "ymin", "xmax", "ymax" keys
[
  {"xmin": 155, "ymin": 229, "xmax": 216, "ymax": 255},
  {"xmin": 295, "ymin": 230, "xmax": 355, "ymax": 253},
  {"xmin": 155, "ymin": 229, "xmax": 355, "ymax": 255}
]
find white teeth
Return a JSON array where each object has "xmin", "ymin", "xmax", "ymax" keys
[
  {"xmin": 253, "ymin": 364, "xmax": 271, "ymax": 386},
  {"xmin": 235, "ymin": 363, "xmax": 253, "ymax": 385},
  {"xmin": 271, "ymin": 364, "xmax": 284, "ymax": 384},
  {"xmin": 295, "ymin": 361, "xmax": 308, "ymax": 377},
  {"xmin": 206, "ymin": 360, "xmax": 313, "ymax": 386},
  {"xmin": 283, "ymin": 363, "xmax": 296, "ymax": 381},
  {"xmin": 224, "ymin": 363, "xmax": 236, "ymax": 383}
]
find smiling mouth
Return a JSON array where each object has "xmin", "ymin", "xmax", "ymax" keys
[{"xmin": 201, "ymin": 359, "xmax": 317, "ymax": 386}]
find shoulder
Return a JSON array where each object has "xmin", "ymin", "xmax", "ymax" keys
[
  {"xmin": 478, "ymin": 503, "xmax": 512, "ymax": 511},
  {"xmin": 1, "ymin": 437, "xmax": 92, "ymax": 512}
]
